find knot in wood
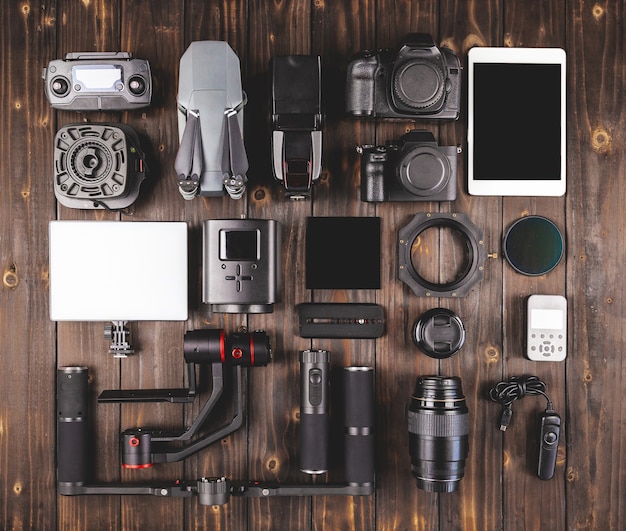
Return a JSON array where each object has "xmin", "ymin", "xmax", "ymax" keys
[
  {"xmin": 592, "ymin": 127, "xmax": 611, "ymax": 154},
  {"xmin": 3, "ymin": 264, "xmax": 19, "ymax": 289}
]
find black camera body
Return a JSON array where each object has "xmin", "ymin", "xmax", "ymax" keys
[
  {"xmin": 359, "ymin": 130, "xmax": 459, "ymax": 202},
  {"xmin": 346, "ymin": 33, "xmax": 461, "ymax": 120}
]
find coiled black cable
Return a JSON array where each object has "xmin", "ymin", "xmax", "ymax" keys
[{"xmin": 488, "ymin": 375, "xmax": 554, "ymax": 431}]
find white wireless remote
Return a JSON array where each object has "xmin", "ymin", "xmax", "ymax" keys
[{"xmin": 526, "ymin": 295, "xmax": 567, "ymax": 361}]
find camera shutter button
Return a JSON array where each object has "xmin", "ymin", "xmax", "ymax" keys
[{"xmin": 544, "ymin": 431, "xmax": 558, "ymax": 445}]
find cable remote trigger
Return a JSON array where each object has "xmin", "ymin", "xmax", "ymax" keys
[{"xmin": 537, "ymin": 411, "xmax": 561, "ymax": 480}]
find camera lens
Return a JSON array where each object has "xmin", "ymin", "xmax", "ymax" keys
[
  {"xmin": 408, "ymin": 375, "xmax": 469, "ymax": 492},
  {"xmin": 393, "ymin": 61, "xmax": 445, "ymax": 110}
]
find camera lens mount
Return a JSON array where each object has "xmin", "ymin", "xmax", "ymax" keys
[
  {"xmin": 398, "ymin": 213, "xmax": 486, "ymax": 297},
  {"xmin": 397, "ymin": 145, "xmax": 451, "ymax": 198},
  {"xmin": 393, "ymin": 60, "xmax": 446, "ymax": 111}
]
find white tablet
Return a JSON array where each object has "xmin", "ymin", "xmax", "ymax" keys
[
  {"xmin": 467, "ymin": 47, "xmax": 566, "ymax": 196},
  {"xmin": 50, "ymin": 221, "xmax": 188, "ymax": 321}
]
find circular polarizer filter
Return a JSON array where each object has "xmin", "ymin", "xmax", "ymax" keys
[{"xmin": 503, "ymin": 216, "xmax": 564, "ymax": 276}]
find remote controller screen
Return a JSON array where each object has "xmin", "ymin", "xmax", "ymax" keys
[{"xmin": 73, "ymin": 65, "xmax": 123, "ymax": 91}]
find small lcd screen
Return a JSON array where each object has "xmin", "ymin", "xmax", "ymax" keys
[
  {"xmin": 473, "ymin": 63, "xmax": 561, "ymax": 181},
  {"xmin": 220, "ymin": 230, "xmax": 259, "ymax": 261},
  {"xmin": 73, "ymin": 65, "xmax": 122, "ymax": 91},
  {"xmin": 306, "ymin": 217, "xmax": 380, "ymax": 289},
  {"xmin": 531, "ymin": 308, "xmax": 564, "ymax": 330}
]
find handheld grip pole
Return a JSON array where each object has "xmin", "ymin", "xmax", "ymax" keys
[
  {"xmin": 57, "ymin": 366, "xmax": 89, "ymax": 494},
  {"xmin": 299, "ymin": 349, "xmax": 330, "ymax": 474},
  {"xmin": 344, "ymin": 366, "xmax": 375, "ymax": 485}
]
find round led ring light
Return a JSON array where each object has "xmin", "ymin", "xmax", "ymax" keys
[
  {"xmin": 503, "ymin": 216, "xmax": 564, "ymax": 276},
  {"xmin": 398, "ymin": 212, "xmax": 487, "ymax": 298}
]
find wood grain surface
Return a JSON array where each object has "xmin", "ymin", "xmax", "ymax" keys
[{"xmin": 0, "ymin": 1, "xmax": 624, "ymax": 530}]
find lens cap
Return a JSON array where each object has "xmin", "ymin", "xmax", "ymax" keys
[
  {"xmin": 394, "ymin": 61, "xmax": 445, "ymax": 109},
  {"xmin": 412, "ymin": 308, "xmax": 465, "ymax": 359},
  {"xmin": 503, "ymin": 216, "xmax": 564, "ymax": 276}
]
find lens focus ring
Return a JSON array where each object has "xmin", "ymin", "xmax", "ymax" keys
[{"xmin": 408, "ymin": 410, "xmax": 469, "ymax": 438}]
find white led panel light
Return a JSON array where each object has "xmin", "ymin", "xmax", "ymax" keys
[{"xmin": 49, "ymin": 221, "xmax": 188, "ymax": 321}]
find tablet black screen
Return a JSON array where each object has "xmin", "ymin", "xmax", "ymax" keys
[{"xmin": 473, "ymin": 63, "xmax": 562, "ymax": 181}]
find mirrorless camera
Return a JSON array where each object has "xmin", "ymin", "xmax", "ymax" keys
[
  {"xmin": 43, "ymin": 52, "xmax": 152, "ymax": 111},
  {"xmin": 359, "ymin": 130, "xmax": 459, "ymax": 202},
  {"xmin": 346, "ymin": 33, "xmax": 461, "ymax": 119}
]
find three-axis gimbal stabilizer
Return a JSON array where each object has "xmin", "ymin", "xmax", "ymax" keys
[{"xmin": 57, "ymin": 330, "xmax": 375, "ymax": 505}]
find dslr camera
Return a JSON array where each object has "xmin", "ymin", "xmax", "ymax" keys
[
  {"xmin": 43, "ymin": 52, "xmax": 152, "ymax": 111},
  {"xmin": 346, "ymin": 33, "xmax": 461, "ymax": 120},
  {"xmin": 359, "ymin": 130, "xmax": 459, "ymax": 202}
]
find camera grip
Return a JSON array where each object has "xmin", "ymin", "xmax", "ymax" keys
[
  {"xmin": 344, "ymin": 367, "xmax": 375, "ymax": 485},
  {"xmin": 299, "ymin": 350, "xmax": 330, "ymax": 474},
  {"xmin": 300, "ymin": 413, "xmax": 330, "ymax": 474},
  {"xmin": 360, "ymin": 150, "xmax": 386, "ymax": 202},
  {"xmin": 345, "ymin": 54, "xmax": 377, "ymax": 116},
  {"xmin": 57, "ymin": 367, "xmax": 89, "ymax": 486}
]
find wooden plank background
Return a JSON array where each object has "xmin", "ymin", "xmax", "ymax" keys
[{"xmin": 0, "ymin": 0, "xmax": 624, "ymax": 529}]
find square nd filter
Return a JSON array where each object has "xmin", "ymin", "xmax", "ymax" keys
[{"xmin": 305, "ymin": 217, "xmax": 381, "ymax": 289}]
